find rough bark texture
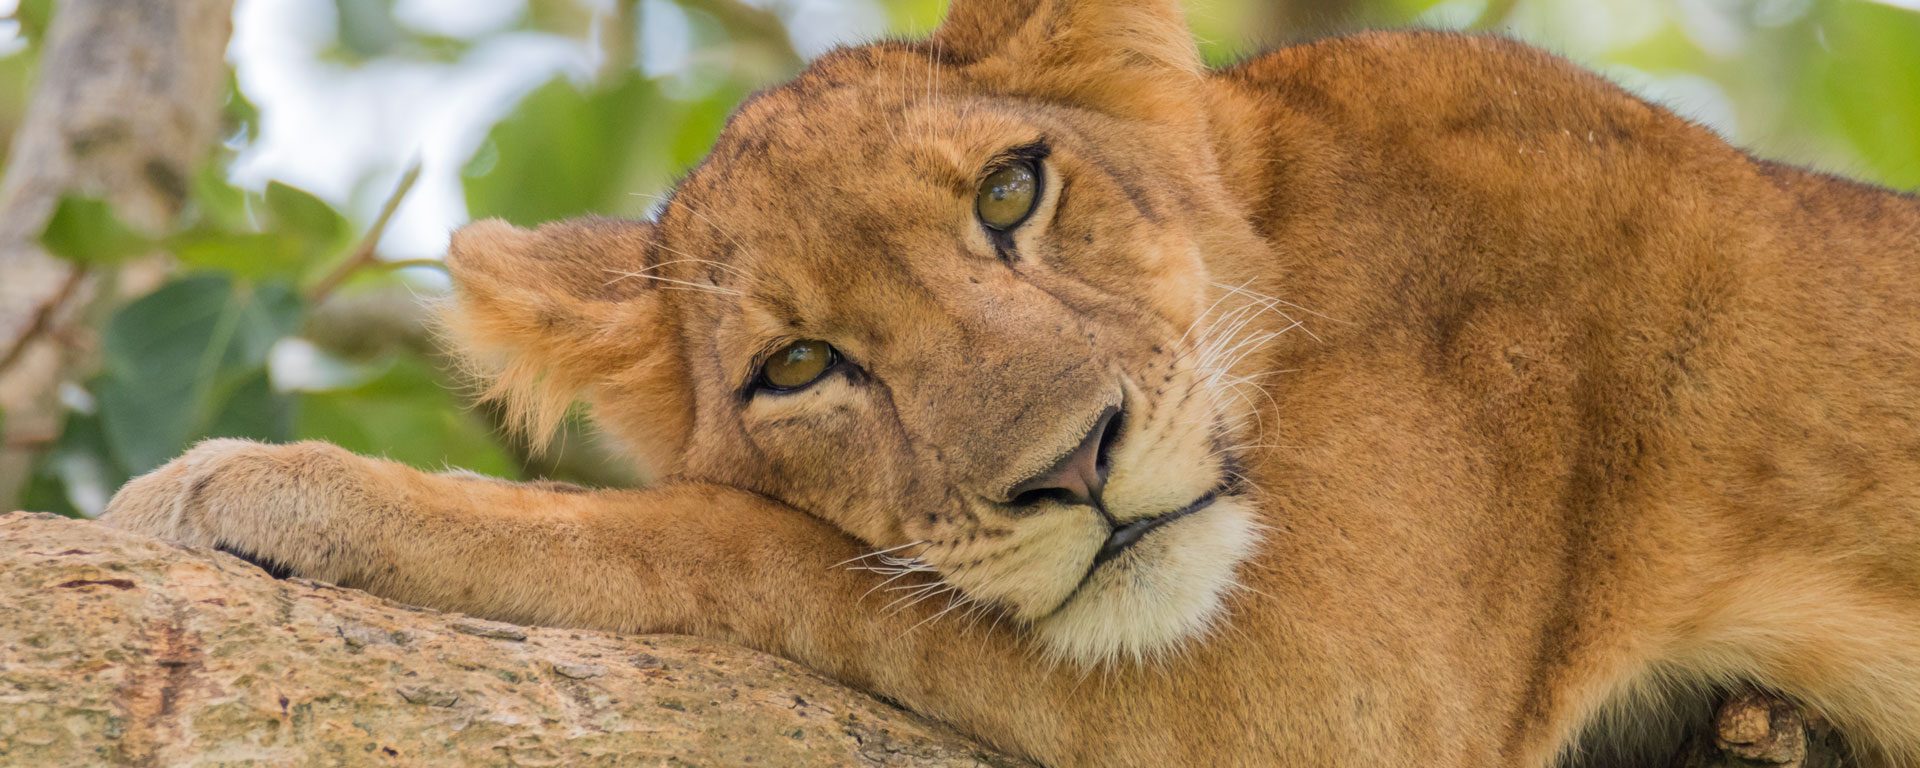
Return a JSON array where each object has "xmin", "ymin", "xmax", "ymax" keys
[
  {"xmin": 0, "ymin": 513, "xmax": 1024, "ymax": 767},
  {"xmin": 0, "ymin": 512, "xmax": 1858, "ymax": 766},
  {"xmin": 0, "ymin": 0, "xmax": 235, "ymax": 504}
]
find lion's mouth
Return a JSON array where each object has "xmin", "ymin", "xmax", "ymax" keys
[
  {"xmin": 1040, "ymin": 477, "xmax": 1239, "ymax": 619},
  {"xmin": 1089, "ymin": 489, "xmax": 1222, "ymax": 568},
  {"xmin": 1027, "ymin": 469, "xmax": 1248, "ymax": 625}
]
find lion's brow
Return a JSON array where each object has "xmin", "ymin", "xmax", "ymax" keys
[{"xmin": 901, "ymin": 142, "xmax": 984, "ymax": 199}]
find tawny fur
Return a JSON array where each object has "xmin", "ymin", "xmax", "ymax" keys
[{"xmin": 103, "ymin": 1, "xmax": 1920, "ymax": 765}]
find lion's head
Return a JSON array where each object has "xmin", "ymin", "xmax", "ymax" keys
[{"xmin": 443, "ymin": 0, "xmax": 1279, "ymax": 664}]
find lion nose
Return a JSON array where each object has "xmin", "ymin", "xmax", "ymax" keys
[{"xmin": 1004, "ymin": 406, "xmax": 1122, "ymax": 510}]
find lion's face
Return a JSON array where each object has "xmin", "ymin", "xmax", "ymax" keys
[{"xmin": 446, "ymin": 0, "xmax": 1271, "ymax": 663}]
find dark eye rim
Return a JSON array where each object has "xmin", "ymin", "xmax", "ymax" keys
[
  {"xmin": 746, "ymin": 340, "xmax": 846, "ymax": 397},
  {"xmin": 977, "ymin": 160, "xmax": 1041, "ymax": 232},
  {"xmin": 975, "ymin": 140, "xmax": 1051, "ymax": 246}
]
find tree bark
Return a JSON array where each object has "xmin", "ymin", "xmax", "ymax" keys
[
  {"xmin": 0, "ymin": 512, "xmax": 1025, "ymax": 766},
  {"xmin": 0, "ymin": 0, "xmax": 235, "ymax": 506},
  {"xmin": 0, "ymin": 512, "xmax": 1866, "ymax": 766}
]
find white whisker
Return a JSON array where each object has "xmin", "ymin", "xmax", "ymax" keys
[
  {"xmin": 625, "ymin": 257, "xmax": 754, "ymax": 282},
  {"xmin": 630, "ymin": 191, "xmax": 763, "ymax": 273},
  {"xmin": 900, "ymin": 590, "xmax": 976, "ymax": 637},
  {"xmin": 832, "ymin": 539, "xmax": 927, "ymax": 569},
  {"xmin": 859, "ymin": 567, "xmax": 929, "ymax": 601},
  {"xmin": 603, "ymin": 269, "xmax": 743, "ymax": 296}
]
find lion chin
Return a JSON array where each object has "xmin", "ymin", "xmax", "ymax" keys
[{"xmin": 1033, "ymin": 496, "xmax": 1263, "ymax": 666}]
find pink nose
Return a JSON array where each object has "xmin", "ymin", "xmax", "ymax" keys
[{"xmin": 1004, "ymin": 406, "xmax": 1121, "ymax": 510}]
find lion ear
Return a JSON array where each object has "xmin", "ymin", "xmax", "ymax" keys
[
  {"xmin": 930, "ymin": 0, "xmax": 1202, "ymax": 122},
  {"xmin": 442, "ymin": 217, "xmax": 690, "ymax": 473}
]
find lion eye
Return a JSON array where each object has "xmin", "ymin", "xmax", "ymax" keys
[
  {"xmin": 976, "ymin": 161, "xmax": 1038, "ymax": 231},
  {"xmin": 759, "ymin": 340, "xmax": 837, "ymax": 391}
]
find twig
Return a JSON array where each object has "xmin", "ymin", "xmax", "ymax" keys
[
  {"xmin": 305, "ymin": 160, "xmax": 423, "ymax": 305},
  {"xmin": 598, "ymin": 0, "xmax": 641, "ymax": 84},
  {"xmin": 0, "ymin": 265, "xmax": 83, "ymax": 374},
  {"xmin": 373, "ymin": 257, "xmax": 447, "ymax": 273}
]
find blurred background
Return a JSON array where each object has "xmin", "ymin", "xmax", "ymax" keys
[{"xmin": 0, "ymin": 0, "xmax": 1914, "ymax": 516}]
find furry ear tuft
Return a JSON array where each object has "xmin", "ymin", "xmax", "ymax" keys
[
  {"xmin": 930, "ymin": 0, "xmax": 1203, "ymax": 122},
  {"xmin": 440, "ymin": 217, "xmax": 688, "ymax": 470}
]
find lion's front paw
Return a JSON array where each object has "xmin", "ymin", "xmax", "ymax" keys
[{"xmin": 101, "ymin": 439, "xmax": 376, "ymax": 582}]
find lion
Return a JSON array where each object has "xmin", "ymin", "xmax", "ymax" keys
[{"xmin": 101, "ymin": 0, "xmax": 1920, "ymax": 765}]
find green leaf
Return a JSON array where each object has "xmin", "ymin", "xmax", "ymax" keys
[
  {"xmin": 20, "ymin": 458, "xmax": 83, "ymax": 518},
  {"xmin": 524, "ymin": 0, "xmax": 595, "ymax": 39},
  {"xmin": 1810, "ymin": 2, "xmax": 1920, "ymax": 189},
  {"xmin": 171, "ymin": 230, "xmax": 309, "ymax": 281},
  {"xmin": 199, "ymin": 368, "xmax": 294, "ymax": 445},
  {"xmin": 95, "ymin": 276, "xmax": 303, "ymax": 472},
  {"xmin": 464, "ymin": 74, "xmax": 663, "ymax": 225},
  {"xmin": 39, "ymin": 196, "xmax": 151, "ymax": 265},
  {"xmin": 174, "ymin": 175, "xmax": 350, "ymax": 280},
  {"xmin": 222, "ymin": 71, "xmax": 261, "ymax": 146},
  {"xmin": 0, "ymin": 39, "xmax": 42, "ymax": 171},
  {"xmin": 13, "ymin": 0, "xmax": 53, "ymax": 43},
  {"xmin": 191, "ymin": 159, "xmax": 252, "ymax": 232},
  {"xmin": 265, "ymin": 181, "xmax": 349, "ymax": 248},
  {"xmin": 879, "ymin": 0, "xmax": 947, "ymax": 36},
  {"xmin": 667, "ymin": 86, "xmax": 741, "ymax": 171},
  {"xmin": 297, "ymin": 357, "xmax": 514, "ymax": 476},
  {"xmin": 22, "ymin": 409, "xmax": 128, "ymax": 518}
]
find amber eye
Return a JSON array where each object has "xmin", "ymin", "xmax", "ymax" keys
[
  {"xmin": 976, "ymin": 161, "xmax": 1039, "ymax": 231},
  {"xmin": 759, "ymin": 340, "xmax": 837, "ymax": 391}
]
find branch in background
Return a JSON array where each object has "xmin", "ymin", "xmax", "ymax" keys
[
  {"xmin": 306, "ymin": 160, "xmax": 423, "ymax": 305},
  {"xmin": 697, "ymin": 0, "xmax": 800, "ymax": 58},
  {"xmin": 300, "ymin": 284, "xmax": 439, "ymax": 360},
  {"xmin": 0, "ymin": 268, "xmax": 81, "ymax": 374},
  {"xmin": 0, "ymin": 0, "xmax": 237, "ymax": 506},
  {"xmin": 599, "ymin": 0, "xmax": 642, "ymax": 85}
]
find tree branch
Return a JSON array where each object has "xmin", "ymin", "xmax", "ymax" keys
[
  {"xmin": 0, "ymin": 512, "xmax": 1863, "ymax": 765},
  {"xmin": 305, "ymin": 160, "xmax": 423, "ymax": 305},
  {"xmin": 0, "ymin": 512, "xmax": 1026, "ymax": 766}
]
